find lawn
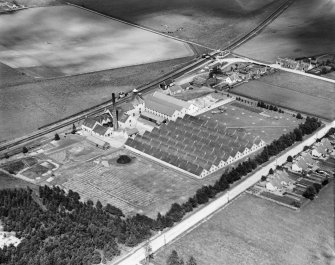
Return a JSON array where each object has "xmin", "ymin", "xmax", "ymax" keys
[
  {"xmin": 199, "ymin": 101, "xmax": 301, "ymax": 143},
  {"xmin": 0, "ymin": 56, "xmax": 191, "ymax": 142},
  {"xmin": 153, "ymin": 181, "xmax": 334, "ymax": 265},
  {"xmin": 0, "ymin": 6, "xmax": 193, "ymax": 78},
  {"xmin": 231, "ymin": 76, "xmax": 335, "ymax": 121},
  {"xmin": 67, "ymin": 0, "xmax": 287, "ymax": 49},
  {"xmin": 0, "ymin": 171, "xmax": 38, "ymax": 190},
  {"xmin": 235, "ymin": 0, "xmax": 335, "ymax": 62}
]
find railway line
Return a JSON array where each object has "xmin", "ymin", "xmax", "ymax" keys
[{"xmin": 0, "ymin": 0, "xmax": 295, "ymax": 156}]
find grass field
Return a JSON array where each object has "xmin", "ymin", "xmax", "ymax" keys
[
  {"xmin": 154, "ymin": 182, "xmax": 335, "ymax": 265},
  {"xmin": 0, "ymin": 170, "xmax": 37, "ymax": 190},
  {"xmin": 235, "ymin": 0, "xmax": 335, "ymax": 62},
  {"xmin": 0, "ymin": 5, "xmax": 193, "ymax": 78},
  {"xmin": 200, "ymin": 100, "xmax": 301, "ymax": 143},
  {"xmin": 231, "ymin": 71, "xmax": 335, "ymax": 121},
  {"xmin": 67, "ymin": 0, "xmax": 286, "ymax": 49},
  {"xmin": 0, "ymin": 56, "xmax": 191, "ymax": 142}
]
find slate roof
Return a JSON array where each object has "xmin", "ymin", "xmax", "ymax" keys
[
  {"xmin": 83, "ymin": 118, "xmax": 98, "ymax": 129},
  {"xmin": 92, "ymin": 125, "xmax": 109, "ymax": 136}
]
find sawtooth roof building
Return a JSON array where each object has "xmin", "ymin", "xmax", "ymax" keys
[{"xmin": 125, "ymin": 114, "xmax": 265, "ymax": 178}]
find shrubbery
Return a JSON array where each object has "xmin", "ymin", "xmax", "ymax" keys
[{"xmin": 117, "ymin": 155, "xmax": 131, "ymax": 164}]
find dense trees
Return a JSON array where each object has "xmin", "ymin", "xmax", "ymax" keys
[{"xmin": 0, "ymin": 186, "xmax": 155, "ymax": 264}]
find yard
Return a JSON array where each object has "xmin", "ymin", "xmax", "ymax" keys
[
  {"xmin": 234, "ymin": 0, "xmax": 335, "ymax": 62},
  {"xmin": 199, "ymin": 100, "xmax": 301, "ymax": 143},
  {"xmin": 231, "ymin": 72, "xmax": 335, "ymax": 121},
  {"xmin": 153, "ymin": 182, "xmax": 334, "ymax": 265}
]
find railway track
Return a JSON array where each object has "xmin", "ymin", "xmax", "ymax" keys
[{"xmin": 0, "ymin": 0, "xmax": 294, "ymax": 155}]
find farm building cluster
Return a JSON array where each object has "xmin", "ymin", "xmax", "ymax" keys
[
  {"xmin": 125, "ymin": 114, "xmax": 265, "ymax": 178},
  {"xmin": 250, "ymin": 135, "xmax": 335, "ymax": 208}
]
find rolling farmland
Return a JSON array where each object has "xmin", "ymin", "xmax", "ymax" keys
[
  {"xmin": 0, "ymin": 5, "xmax": 193, "ymax": 78},
  {"xmin": 235, "ymin": 0, "xmax": 335, "ymax": 62}
]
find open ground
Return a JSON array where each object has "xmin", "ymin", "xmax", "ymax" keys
[
  {"xmin": 153, "ymin": 182, "xmax": 335, "ymax": 265},
  {"xmin": 67, "ymin": 0, "xmax": 287, "ymax": 50},
  {"xmin": 200, "ymin": 100, "xmax": 302, "ymax": 143},
  {"xmin": 235, "ymin": 0, "xmax": 335, "ymax": 62},
  {"xmin": 231, "ymin": 71, "xmax": 335, "ymax": 121},
  {"xmin": 0, "ymin": 5, "xmax": 193, "ymax": 78}
]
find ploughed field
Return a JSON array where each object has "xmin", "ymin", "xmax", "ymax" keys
[
  {"xmin": 0, "ymin": 5, "xmax": 193, "ymax": 78},
  {"xmin": 67, "ymin": 0, "xmax": 287, "ymax": 49},
  {"xmin": 154, "ymin": 182, "xmax": 335, "ymax": 265},
  {"xmin": 235, "ymin": 0, "xmax": 335, "ymax": 62},
  {"xmin": 231, "ymin": 71, "xmax": 335, "ymax": 121}
]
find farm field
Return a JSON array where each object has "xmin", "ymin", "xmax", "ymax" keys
[
  {"xmin": 68, "ymin": 0, "xmax": 287, "ymax": 49},
  {"xmin": 235, "ymin": 0, "xmax": 335, "ymax": 62},
  {"xmin": 154, "ymin": 182, "xmax": 335, "ymax": 265},
  {"xmin": 0, "ymin": 5, "xmax": 193, "ymax": 78},
  {"xmin": 200, "ymin": 100, "xmax": 301, "ymax": 143},
  {"xmin": 0, "ymin": 56, "xmax": 191, "ymax": 142},
  {"xmin": 231, "ymin": 72, "xmax": 335, "ymax": 121}
]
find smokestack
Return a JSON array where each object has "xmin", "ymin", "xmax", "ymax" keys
[
  {"xmin": 112, "ymin": 93, "xmax": 116, "ymax": 105},
  {"xmin": 113, "ymin": 108, "xmax": 119, "ymax": 131}
]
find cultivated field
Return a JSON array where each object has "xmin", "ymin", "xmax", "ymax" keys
[
  {"xmin": 68, "ymin": 0, "xmax": 287, "ymax": 49},
  {"xmin": 231, "ymin": 71, "xmax": 335, "ymax": 120},
  {"xmin": 0, "ymin": 5, "xmax": 193, "ymax": 78},
  {"xmin": 52, "ymin": 149, "xmax": 203, "ymax": 218},
  {"xmin": 200, "ymin": 101, "xmax": 301, "ymax": 143},
  {"xmin": 235, "ymin": 0, "xmax": 335, "ymax": 62},
  {"xmin": 0, "ymin": 56, "xmax": 191, "ymax": 142},
  {"xmin": 154, "ymin": 182, "xmax": 335, "ymax": 265}
]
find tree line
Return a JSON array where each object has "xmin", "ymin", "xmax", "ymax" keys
[{"xmin": 0, "ymin": 117, "xmax": 322, "ymax": 264}]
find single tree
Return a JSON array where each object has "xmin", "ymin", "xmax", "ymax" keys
[
  {"xmin": 22, "ymin": 146, "xmax": 28, "ymax": 154},
  {"xmin": 71, "ymin": 124, "xmax": 76, "ymax": 134},
  {"xmin": 167, "ymin": 250, "xmax": 180, "ymax": 265},
  {"xmin": 296, "ymin": 113, "xmax": 303, "ymax": 119},
  {"xmin": 269, "ymin": 168, "xmax": 274, "ymax": 175},
  {"xmin": 187, "ymin": 256, "xmax": 197, "ymax": 265},
  {"xmin": 54, "ymin": 133, "xmax": 60, "ymax": 141},
  {"xmin": 286, "ymin": 156, "xmax": 293, "ymax": 162}
]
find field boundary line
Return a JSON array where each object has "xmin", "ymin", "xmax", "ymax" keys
[{"xmin": 65, "ymin": 2, "xmax": 216, "ymax": 51}]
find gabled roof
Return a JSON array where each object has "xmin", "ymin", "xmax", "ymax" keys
[
  {"xmin": 83, "ymin": 118, "xmax": 99, "ymax": 129},
  {"xmin": 92, "ymin": 125, "xmax": 109, "ymax": 136},
  {"xmin": 152, "ymin": 92, "xmax": 191, "ymax": 109}
]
